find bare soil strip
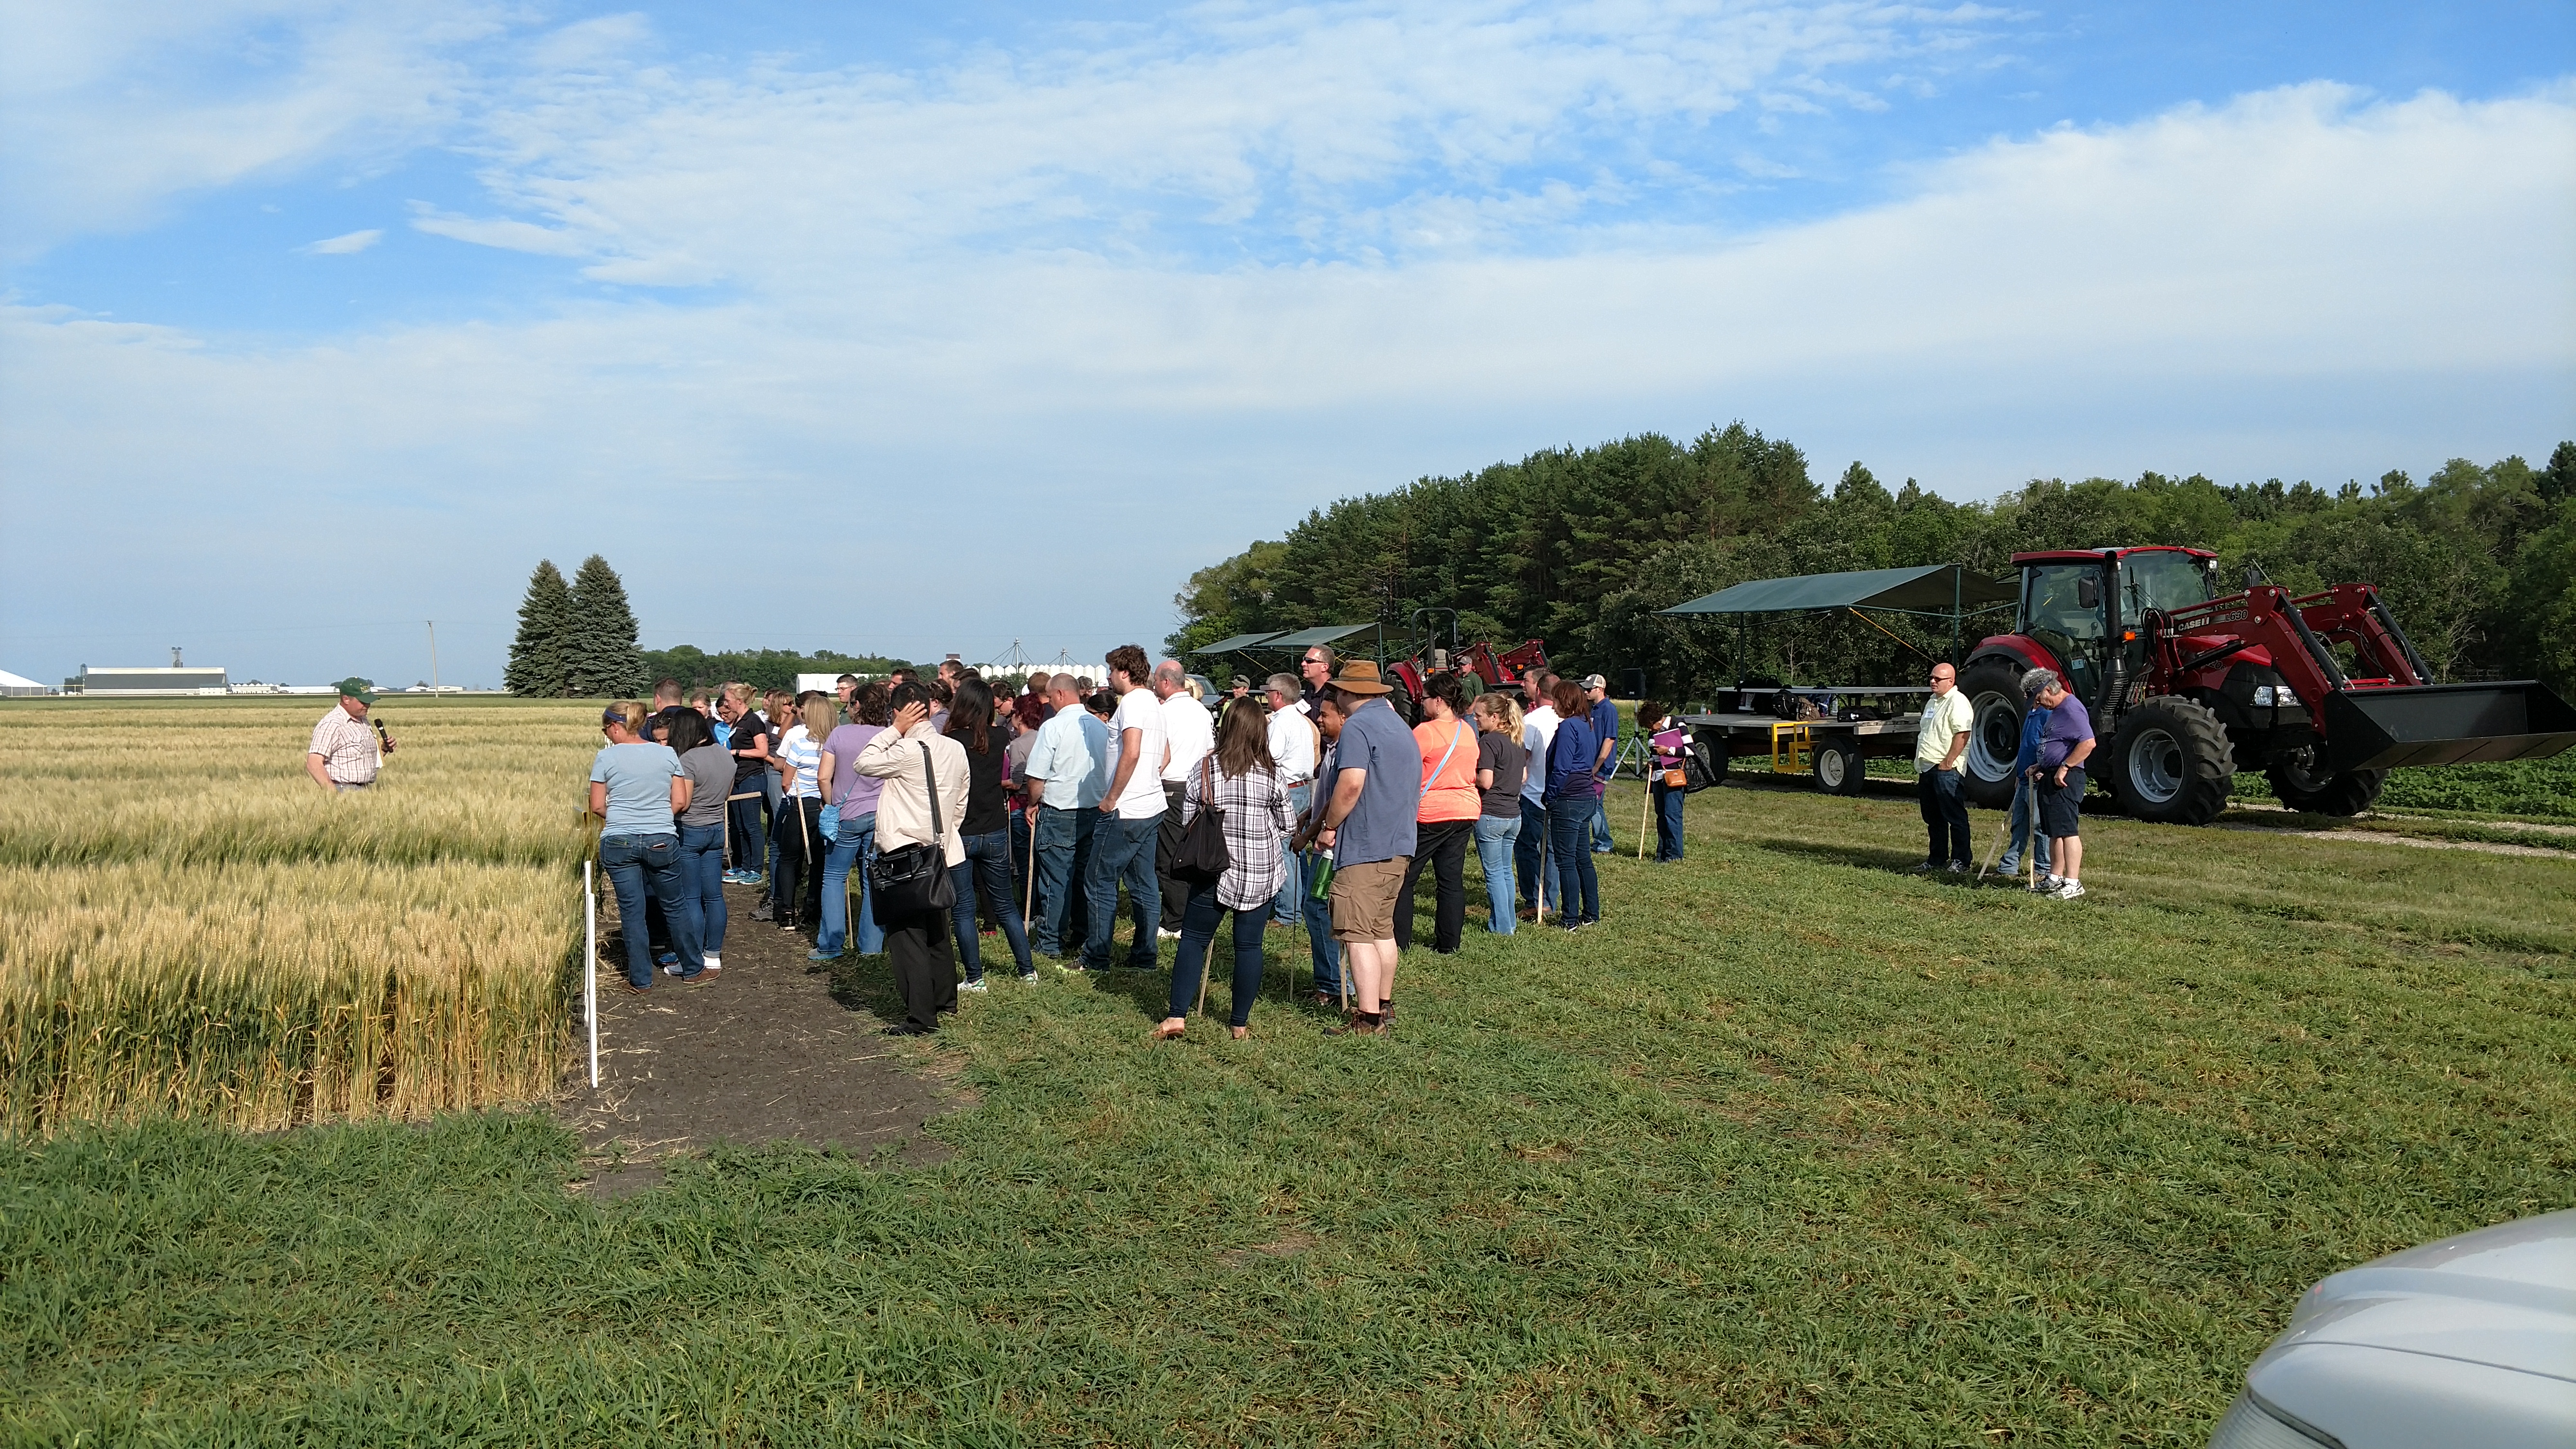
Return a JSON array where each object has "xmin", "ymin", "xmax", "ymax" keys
[{"xmin": 561, "ymin": 880, "xmax": 957, "ymax": 1200}]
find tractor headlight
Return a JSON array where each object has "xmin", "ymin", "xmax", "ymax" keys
[{"xmin": 2251, "ymin": 685, "xmax": 2276, "ymax": 706}]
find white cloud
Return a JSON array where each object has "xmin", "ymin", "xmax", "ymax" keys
[
  {"xmin": 300, "ymin": 227, "xmax": 381, "ymax": 254},
  {"xmin": 0, "ymin": 1, "xmax": 511, "ymax": 258},
  {"xmin": 7, "ymin": 77, "xmax": 2570, "ymax": 683}
]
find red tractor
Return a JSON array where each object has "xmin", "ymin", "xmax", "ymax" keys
[
  {"xmin": 1956, "ymin": 546, "xmax": 2576, "ymax": 825},
  {"xmin": 1388, "ymin": 638, "xmax": 1551, "ymax": 720}
]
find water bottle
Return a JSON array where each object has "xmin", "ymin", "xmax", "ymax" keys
[{"xmin": 1306, "ymin": 846, "xmax": 1335, "ymax": 901}]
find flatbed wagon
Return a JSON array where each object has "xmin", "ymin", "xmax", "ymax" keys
[{"xmin": 1679, "ymin": 685, "xmax": 1935, "ymax": 795}]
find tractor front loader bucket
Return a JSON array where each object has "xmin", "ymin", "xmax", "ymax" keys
[{"xmin": 2322, "ymin": 680, "xmax": 2576, "ymax": 772}]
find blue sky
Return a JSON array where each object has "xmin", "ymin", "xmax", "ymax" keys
[{"xmin": 2, "ymin": 1, "xmax": 2571, "ymax": 686}]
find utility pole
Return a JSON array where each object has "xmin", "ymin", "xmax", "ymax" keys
[{"xmin": 427, "ymin": 621, "xmax": 440, "ymax": 690}]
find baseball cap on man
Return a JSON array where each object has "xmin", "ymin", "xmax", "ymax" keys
[
  {"xmin": 1580, "ymin": 673, "xmax": 1608, "ymax": 691},
  {"xmin": 334, "ymin": 677, "xmax": 379, "ymax": 704}
]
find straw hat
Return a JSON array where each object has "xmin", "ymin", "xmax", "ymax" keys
[{"xmin": 1330, "ymin": 660, "xmax": 1394, "ymax": 695}]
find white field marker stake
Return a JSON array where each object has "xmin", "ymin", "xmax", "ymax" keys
[{"xmin": 584, "ymin": 860, "xmax": 599, "ymax": 1088}]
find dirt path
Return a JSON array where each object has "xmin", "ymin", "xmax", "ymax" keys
[
  {"xmin": 2214, "ymin": 823, "xmax": 2575, "ymax": 859},
  {"xmin": 561, "ymin": 879, "xmax": 959, "ymax": 1201}
]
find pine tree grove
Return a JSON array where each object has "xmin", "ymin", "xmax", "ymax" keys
[
  {"xmin": 502, "ymin": 560, "xmax": 575, "ymax": 697},
  {"xmin": 564, "ymin": 554, "xmax": 647, "ymax": 699}
]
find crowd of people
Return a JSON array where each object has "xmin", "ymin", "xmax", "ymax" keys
[
  {"xmin": 580, "ymin": 647, "xmax": 1669, "ymax": 1041},
  {"xmin": 577, "ymin": 644, "xmax": 2100, "ymax": 1041}
]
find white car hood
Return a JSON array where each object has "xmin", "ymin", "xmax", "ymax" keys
[{"xmin": 2267, "ymin": 1209, "xmax": 2576, "ymax": 1381}]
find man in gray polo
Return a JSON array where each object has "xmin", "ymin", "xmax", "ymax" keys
[
  {"xmin": 305, "ymin": 677, "xmax": 389, "ymax": 792},
  {"xmin": 1310, "ymin": 660, "xmax": 1419, "ymax": 1035}
]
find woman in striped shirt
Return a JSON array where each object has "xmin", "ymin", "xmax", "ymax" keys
[{"xmin": 1154, "ymin": 700, "xmax": 1297, "ymax": 1041}]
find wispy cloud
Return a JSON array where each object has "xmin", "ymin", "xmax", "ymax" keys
[{"xmin": 299, "ymin": 227, "xmax": 381, "ymax": 255}]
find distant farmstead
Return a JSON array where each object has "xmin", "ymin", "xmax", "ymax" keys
[{"xmin": 67, "ymin": 649, "xmax": 229, "ymax": 696}]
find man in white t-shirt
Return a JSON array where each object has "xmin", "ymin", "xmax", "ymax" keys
[
  {"xmin": 1151, "ymin": 658, "xmax": 1217, "ymax": 937},
  {"xmin": 1083, "ymin": 644, "xmax": 1168, "ymax": 970},
  {"xmin": 1263, "ymin": 671, "xmax": 1317, "ymax": 925},
  {"xmin": 1516, "ymin": 669, "xmax": 1561, "ymax": 916}
]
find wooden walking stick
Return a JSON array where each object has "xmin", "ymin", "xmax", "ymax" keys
[{"xmin": 1637, "ymin": 778, "xmax": 1651, "ymax": 861}]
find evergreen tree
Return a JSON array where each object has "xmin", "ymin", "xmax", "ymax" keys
[
  {"xmin": 565, "ymin": 554, "xmax": 646, "ymax": 698},
  {"xmin": 502, "ymin": 560, "xmax": 574, "ymax": 697}
]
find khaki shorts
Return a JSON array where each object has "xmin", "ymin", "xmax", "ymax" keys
[{"xmin": 1329, "ymin": 856, "xmax": 1409, "ymax": 943}]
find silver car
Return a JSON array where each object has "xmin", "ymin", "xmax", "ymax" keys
[{"xmin": 2208, "ymin": 1210, "xmax": 2576, "ymax": 1447}]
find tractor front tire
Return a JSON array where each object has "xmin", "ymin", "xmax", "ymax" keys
[
  {"xmin": 1956, "ymin": 659, "xmax": 2027, "ymax": 809},
  {"xmin": 2106, "ymin": 696, "xmax": 2235, "ymax": 825},
  {"xmin": 2264, "ymin": 747, "xmax": 2385, "ymax": 817}
]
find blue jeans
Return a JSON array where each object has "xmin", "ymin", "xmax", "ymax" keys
[
  {"xmin": 727, "ymin": 786, "xmax": 767, "ymax": 877},
  {"xmin": 950, "ymin": 827, "xmax": 1033, "ymax": 980},
  {"xmin": 1652, "ymin": 780, "xmax": 1685, "ymax": 861},
  {"xmin": 598, "ymin": 833, "xmax": 687, "ymax": 988},
  {"xmin": 1031, "ymin": 805, "xmax": 1095, "ymax": 956},
  {"xmin": 1515, "ymin": 796, "xmax": 1554, "ymax": 911},
  {"xmin": 1272, "ymin": 783, "xmax": 1312, "ymax": 924},
  {"xmin": 1473, "ymin": 814, "xmax": 1519, "ymax": 934},
  {"xmin": 1999, "ymin": 779, "xmax": 2055, "ymax": 875},
  {"xmin": 1547, "ymin": 798, "xmax": 1600, "ymax": 924},
  {"xmin": 1589, "ymin": 781, "xmax": 1614, "ymax": 853},
  {"xmin": 1919, "ymin": 766, "xmax": 1972, "ymax": 867},
  {"xmin": 1083, "ymin": 814, "xmax": 1162, "ymax": 970},
  {"xmin": 675, "ymin": 822, "xmax": 727, "ymax": 970},
  {"xmin": 763, "ymin": 769, "xmax": 783, "ymax": 896},
  {"xmin": 1168, "ymin": 879, "xmax": 1269, "ymax": 1027},
  {"xmin": 1301, "ymin": 852, "xmax": 1343, "ymax": 996},
  {"xmin": 817, "ymin": 812, "xmax": 881, "ymax": 957}
]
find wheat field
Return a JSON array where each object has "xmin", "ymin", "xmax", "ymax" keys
[{"xmin": 0, "ymin": 698, "xmax": 597, "ymax": 1135}]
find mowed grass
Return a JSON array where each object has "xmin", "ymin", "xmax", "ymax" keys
[
  {"xmin": 4, "ymin": 767, "xmax": 2569, "ymax": 1445},
  {"xmin": 0, "ymin": 698, "xmax": 592, "ymax": 1134}
]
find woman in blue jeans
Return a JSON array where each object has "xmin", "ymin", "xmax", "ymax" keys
[
  {"xmin": 943, "ymin": 679, "xmax": 1033, "ymax": 986},
  {"xmin": 815, "ymin": 684, "xmax": 890, "ymax": 959},
  {"xmin": 1468, "ymin": 692, "xmax": 1528, "ymax": 934},
  {"xmin": 1154, "ymin": 700, "xmax": 1296, "ymax": 1040},
  {"xmin": 1542, "ymin": 679, "xmax": 1601, "ymax": 928},
  {"xmin": 587, "ymin": 702, "xmax": 695, "ymax": 990},
  {"xmin": 664, "ymin": 710, "xmax": 733, "ymax": 974}
]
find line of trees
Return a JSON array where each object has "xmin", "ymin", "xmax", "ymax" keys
[
  {"xmin": 637, "ymin": 646, "xmax": 911, "ymax": 693},
  {"xmin": 504, "ymin": 556, "xmax": 646, "ymax": 698},
  {"xmin": 1167, "ymin": 423, "xmax": 2576, "ymax": 699}
]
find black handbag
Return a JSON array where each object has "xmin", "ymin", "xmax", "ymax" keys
[
  {"xmin": 869, "ymin": 743, "xmax": 957, "ymax": 923},
  {"xmin": 1171, "ymin": 756, "xmax": 1231, "ymax": 883}
]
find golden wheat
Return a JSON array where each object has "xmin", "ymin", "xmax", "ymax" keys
[{"xmin": 0, "ymin": 698, "xmax": 600, "ymax": 1135}]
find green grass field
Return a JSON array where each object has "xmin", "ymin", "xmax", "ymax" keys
[{"xmin": 4, "ymin": 774, "xmax": 2571, "ymax": 1445}]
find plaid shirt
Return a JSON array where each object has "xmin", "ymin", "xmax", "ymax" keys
[
  {"xmin": 1180, "ymin": 759, "xmax": 1298, "ymax": 910},
  {"xmin": 308, "ymin": 705, "xmax": 379, "ymax": 785}
]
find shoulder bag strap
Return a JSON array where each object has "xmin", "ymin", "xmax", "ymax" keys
[
  {"xmin": 919, "ymin": 743, "xmax": 943, "ymax": 844},
  {"xmin": 1419, "ymin": 720, "xmax": 1467, "ymax": 803}
]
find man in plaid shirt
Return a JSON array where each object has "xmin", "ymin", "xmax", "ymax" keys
[{"xmin": 306, "ymin": 677, "xmax": 389, "ymax": 792}]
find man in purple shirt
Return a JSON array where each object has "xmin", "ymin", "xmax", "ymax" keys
[{"xmin": 2026, "ymin": 669, "xmax": 2095, "ymax": 900}]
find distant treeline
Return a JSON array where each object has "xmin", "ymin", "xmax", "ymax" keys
[
  {"xmin": 1167, "ymin": 423, "xmax": 2576, "ymax": 698},
  {"xmin": 638, "ymin": 646, "xmax": 912, "ymax": 693}
]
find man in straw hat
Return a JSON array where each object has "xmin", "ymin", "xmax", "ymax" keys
[{"xmin": 1306, "ymin": 659, "xmax": 1418, "ymax": 1035}]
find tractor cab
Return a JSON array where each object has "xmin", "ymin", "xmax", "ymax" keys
[{"xmin": 1963, "ymin": 547, "xmax": 2220, "ymax": 797}]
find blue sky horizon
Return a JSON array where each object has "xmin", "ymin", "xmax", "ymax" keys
[{"xmin": 3, "ymin": 2, "xmax": 2571, "ymax": 687}]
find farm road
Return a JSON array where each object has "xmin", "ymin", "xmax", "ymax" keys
[{"xmin": 563, "ymin": 880, "xmax": 958, "ymax": 1201}]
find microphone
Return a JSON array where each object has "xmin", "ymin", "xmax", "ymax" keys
[{"xmin": 372, "ymin": 717, "xmax": 394, "ymax": 755}]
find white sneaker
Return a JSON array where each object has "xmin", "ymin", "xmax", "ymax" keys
[
  {"xmin": 1157, "ymin": 928, "xmax": 1181, "ymax": 940},
  {"xmin": 959, "ymin": 978, "xmax": 990, "ymax": 993},
  {"xmin": 702, "ymin": 954, "xmax": 721, "ymax": 972},
  {"xmin": 2031, "ymin": 874, "xmax": 2061, "ymax": 894},
  {"xmin": 2052, "ymin": 879, "xmax": 2086, "ymax": 900}
]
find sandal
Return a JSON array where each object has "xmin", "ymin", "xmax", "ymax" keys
[{"xmin": 1149, "ymin": 1020, "xmax": 1186, "ymax": 1041}]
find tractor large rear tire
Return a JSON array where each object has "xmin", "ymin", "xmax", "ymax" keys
[
  {"xmin": 1956, "ymin": 659, "xmax": 2027, "ymax": 809},
  {"xmin": 2265, "ymin": 747, "xmax": 2385, "ymax": 817},
  {"xmin": 2106, "ymin": 696, "xmax": 2234, "ymax": 825}
]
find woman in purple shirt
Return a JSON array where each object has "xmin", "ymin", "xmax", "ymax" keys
[
  {"xmin": 2026, "ymin": 669, "xmax": 2095, "ymax": 900},
  {"xmin": 815, "ymin": 683, "xmax": 893, "ymax": 958}
]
